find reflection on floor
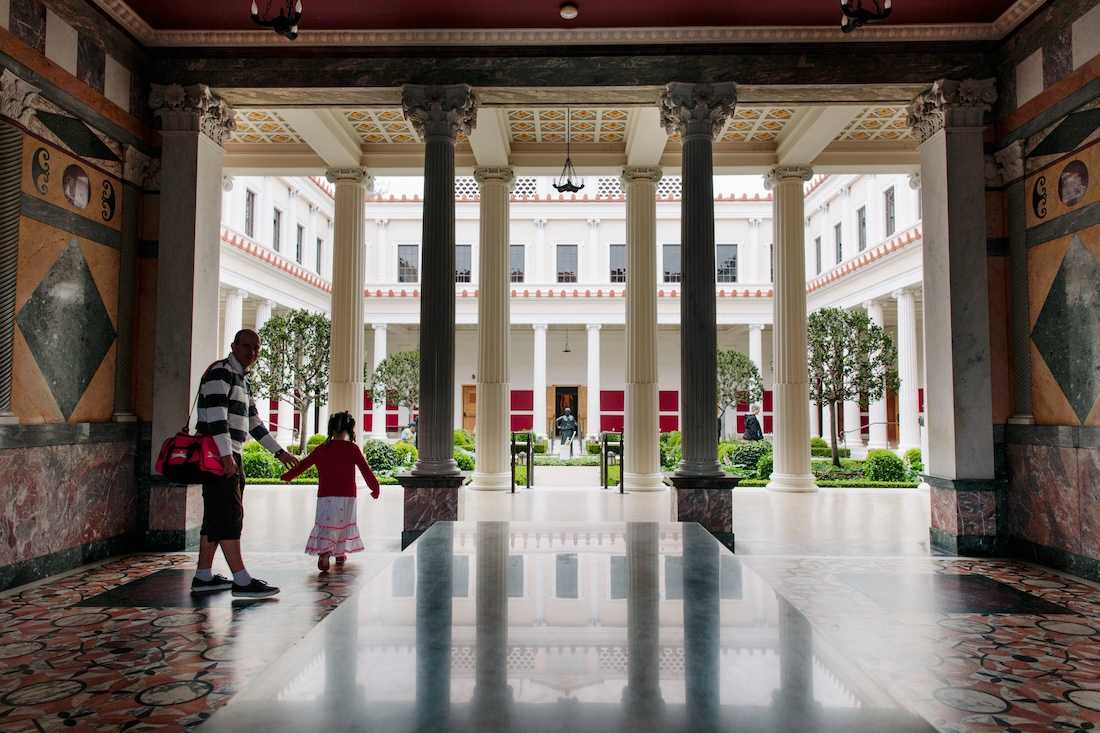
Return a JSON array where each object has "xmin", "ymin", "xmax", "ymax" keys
[{"xmin": 0, "ymin": 485, "xmax": 1097, "ymax": 732}]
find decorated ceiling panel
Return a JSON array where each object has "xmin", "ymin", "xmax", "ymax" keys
[
  {"xmin": 341, "ymin": 109, "xmax": 468, "ymax": 143},
  {"xmin": 230, "ymin": 110, "xmax": 303, "ymax": 144},
  {"xmin": 836, "ymin": 105, "xmax": 913, "ymax": 142},
  {"xmin": 506, "ymin": 109, "xmax": 629, "ymax": 143}
]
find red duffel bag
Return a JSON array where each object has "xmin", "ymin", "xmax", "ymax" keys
[{"xmin": 154, "ymin": 368, "xmax": 226, "ymax": 483}]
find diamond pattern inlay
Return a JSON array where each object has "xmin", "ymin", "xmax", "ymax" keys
[
  {"xmin": 1031, "ymin": 235, "xmax": 1100, "ymax": 423},
  {"xmin": 15, "ymin": 240, "xmax": 116, "ymax": 420}
]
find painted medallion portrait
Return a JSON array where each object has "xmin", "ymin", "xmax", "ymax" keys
[
  {"xmin": 1058, "ymin": 160, "xmax": 1089, "ymax": 207},
  {"xmin": 62, "ymin": 165, "xmax": 91, "ymax": 209}
]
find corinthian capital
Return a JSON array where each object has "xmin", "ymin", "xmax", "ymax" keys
[
  {"xmin": 474, "ymin": 166, "xmax": 515, "ymax": 187},
  {"xmin": 149, "ymin": 84, "xmax": 236, "ymax": 147},
  {"xmin": 325, "ymin": 167, "xmax": 374, "ymax": 191},
  {"xmin": 658, "ymin": 82, "xmax": 737, "ymax": 140},
  {"xmin": 401, "ymin": 84, "xmax": 478, "ymax": 141},
  {"xmin": 907, "ymin": 78, "xmax": 997, "ymax": 144},
  {"xmin": 763, "ymin": 166, "xmax": 813, "ymax": 190}
]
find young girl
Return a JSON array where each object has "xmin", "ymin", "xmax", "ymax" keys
[{"xmin": 281, "ymin": 411, "xmax": 381, "ymax": 573}]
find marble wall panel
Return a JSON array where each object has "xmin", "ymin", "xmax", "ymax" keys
[
  {"xmin": 1078, "ymin": 448, "xmax": 1100, "ymax": 560},
  {"xmin": 404, "ymin": 488, "xmax": 459, "ymax": 533},
  {"xmin": 9, "ymin": 0, "xmax": 46, "ymax": 53},
  {"xmin": 1005, "ymin": 444, "xmax": 1082, "ymax": 554},
  {"xmin": 957, "ymin": 490, "xmax": 999, "ymax": 537},
  {"xmin": 147, "ymin": 484, "xmax": 202, "ymax": 533},
  {"xmin": 0, "ymin": 441, "xmax": 136, "ymax": 568},
  {"xmin": 988, "ymin": 256, "xmax": 1014, "ymax": 423},
  {"xmin": 21, "ymin": 137, "xmax": 123, "ymax": 232},
  {"xmin": 930, "ymin": 487, "xmax": 959, "ymax": 536},
  {"xmin": 132, "ymin": 258, "xmax": 156, "ymax": 422},
  {"xmin": 987, "ymin": 190, "xmax": 1007, "ymax": 240},
  {"xmin": 75, "ymin": 32, "xmax": 105, "ymax": 94}
]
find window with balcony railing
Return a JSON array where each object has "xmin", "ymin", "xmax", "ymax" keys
[
  {"xmin": 663, "ymin": 244, "xmax": 681, "ymax": 283},
  {"xmin": 557, "ymin": 244, "xmax": 578, "ymax": 283},
  {"xmin": 398, "ymin": 244, "xmax": 419, "ymax": 283},
  {"xmin": 716, "ymin": 243, "xmax": 738, "ymax": 283}
]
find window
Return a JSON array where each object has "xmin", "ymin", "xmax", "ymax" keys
[
  {"xmin": 555, "ymin": 554, "xmax": 579, "ymax": 598},
  {"xmin": 244, "ymin": 190, "xmax": 256, "ymax": 238},
  {"xmin": 455, "ymin": 244, "xmax": 472, "ymax": 283},
  {"xmin": 609, "ymin": 244, "xmax": 626, "ymax": 283},
  {"xmin": 663, "ymin": 244, "xmax": 681, "ymax": 283},
  {"xmin": 814, "ymin": 236, "xmax": 822, "ymax": 275},
  {"xmin": 272, "ymin": 208, "xmax": 282, "ymax": 252},
  {"xmin": 510, "ymin": 244, "xmax": 525, "ymax": 283},
  {"xmin": 398, "ymin": 244, "xmax": 419, "ymax": 283},
  {"xmin": 716, "ymin": 243, "xmax": 738, "ymax": 283},
  {"xmin": 556, "ymin": 244, "xmax": 578, "ymax": 283},
  {"xmin": 295, "ymin": 224, "xmax": 304, "ymax": 264},
  {"xmin": 857, "ymin": 206, "xmax": 867, "ymax": 251},
  {"xmin": 834, "ymin": 222, "xmax": 842, "ymax": 265},
  {"xmin": 315, "ymin": 237, "xmax": 323, "ymax": 274},
  {"xmin": 884, "ymin": 186, "xmax": 896, "ymax": 236}
]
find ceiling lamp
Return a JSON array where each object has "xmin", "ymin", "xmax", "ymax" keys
[
  {"xmin": 562, "ymin": 329, "xmax": 572, "ymax": 353},
  {"xmin": 251, "ymin": 0, "xmax": 303, "ymax": 40},
  {"xmin": 553, "ymin": 108, "xmax": 585, "ymax": 194},
  {"xmin": 560, "ymin": 3, "xmax": 579, "ymax": 20},
  {"xmin": 840, "ymin": 0, "xmax": 892, "ymax": 33}
]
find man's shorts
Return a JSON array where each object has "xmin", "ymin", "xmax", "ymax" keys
[{"xmin": 200, "ymin": 457, "xmax": 246, "ymax": 541}]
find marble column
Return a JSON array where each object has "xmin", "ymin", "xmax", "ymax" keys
[
  {"xmin": 865, "ymin": 299, "xmax": 889, "ymax": 448},
  {"xmin": 404, "ymin": 84, "xmax": 476, "ymax": 477},
  {"xmin": 371, "ymin": 323, "xmax": 388, "ymax": 438},
  {"xmin": 113, "ymin": 146, "xmax": 147, "ymax": 423},
  {"xmin": 586, "ymin": 324, "xmax": 601, "ymax": 440},
  {"xmin": 908, "ymin": 78, "xmax": 998, "ymax": 555},
  {"xmin": 472, "ymin": 166, "xmax": 514, "ymax": 491},
  {"xmin": 843, "ymin": 398, "xmax": 862, "ymax": 447},
  {"xmin": 683, "ymin": 523, "xmax": 721, "ymax": 726},
  {"xmin": 416, "ymin": 523, "xmax": 454, "ymax": 727},
  {"xmin": 765, "ymin": 166, "xmax": 817, "ymax": 492},
  {"xmin": 222, "ymin": 288, "xmax": 246, "ymax": 354},
  {"xmin": 894, "ymin": 287, "xmax": 921, "ymax": 451},
  {"xmin": 621, "ymin": 166, "xmax": 663, "ymax": 491},
  {"xmin": 148, "ymin": 84, "xmax": 234, "ymax": 548},
  {"xmin": 623, "ymin": 522, "xmax": 664, "ymax": 723},
  {"xmin": 532, "ymin": 324, "xmax": 548, "ymax": 439},
  {"xmin": 254, "ymin": 298, "xmax": 273, "ymax": 332},
  {"xmin": 809, "ymin": 400, "xmax": 821, "ymax": 438},
  {"xmin": 995, "ymin": 140, "xmax": 1034, "ymax": 425},
  {"xmin": 748, "ymin": 324, "xmax": 764, "ymax": 385},
  {"xmin": 326, "ymin": 167, "xmax": 371, "ymax": 418},
  {"xmin": 0, "ymin": 121, "xmax": 22, "ymax": 424},
  {"xmin": 659, "ymin": 82, "xmax": 736, "ymax": 478}
]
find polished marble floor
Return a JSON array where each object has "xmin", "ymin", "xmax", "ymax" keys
[{"xmin": 2, "ymin": 484, "xmax": 1099, "ymax": 732}]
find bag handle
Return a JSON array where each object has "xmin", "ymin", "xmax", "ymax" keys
[{"xmin": 183, "ymin": 359, "xmax": 227, "ymax": 433}]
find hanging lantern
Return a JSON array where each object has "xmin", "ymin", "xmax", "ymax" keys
[{"xmin": 553, "ymin": 108, "xmax": 585, "ymax": 193}]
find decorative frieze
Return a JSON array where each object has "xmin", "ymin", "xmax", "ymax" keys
[
  {"xmin": 148, "ymin": 84, "xmax": 236, "ymax": 147},
  {"xmin": 994, "ymin": 139, "xmax": 1026, "ymax": 184},
  {"xmin": 657, "ymin": 82, "xmax": 737, "ymax": 140},
  {"xmin": 401, "ymin": 84, "xmax": 477, "ymax": 141},
  {"xmin": 0, "ymin": 69, "xmax": 40, "ymax": 126},
  {"xmin": 906, "ymin": 78, "xmax": 997, "ymax": 144}
]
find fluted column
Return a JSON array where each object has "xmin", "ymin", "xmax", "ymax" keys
[
  {"xmin": 748, "ymin": 324, "xmax": 764, "ymax": 379},
  {"xmin": 403, "ymin": 84, "xmax": 477, "ymax": 476},
  {"xmin": 326, "ymin": 167, "xmax": 371, "ymax": 418},
  {"xmin": 586, "ymin": 324, "xmax": 601, "ymax": 440},
  {"xmin": 894, "ymin": 288, "xmax": 921, "ymax": 451},
  {"xmin": 865, "ymin": 299, "xmax": 889, "ymax": 449},
  {"xmin": 0, "ymin": 121, "xmax": 22, "ymax": 424},
  {"xmin": 622, "ymin": 166, "xmax": 663, "ymax": 490},
  {"xmin": 659, "ymin": 82, "xmax": 736, "ymax": 478},
  {"xmin": 843, "ymin": 398, "xmax": 862, "ymax": 447},
  {"xmin": 372, "ymin": 324, "xmax": 387, "ymax": 437},
  {"xmin": 472, "ymin": 166, "xmax": 514, "ymax": 490},
  {"xmin": 765, "ymin": 165, "xmax": 816, "ymax": 492},
  {"xmin": 532, "ymin": 324, "xmax": 548, "ymax": 438},
  {"xmin": 222, "ymin": 288, "xmax": 246, "ymax": 354}
]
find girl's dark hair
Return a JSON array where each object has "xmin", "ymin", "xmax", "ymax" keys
[{"xmin": 327, "ymin": 411, "xmax": 356, "ymax": 442}]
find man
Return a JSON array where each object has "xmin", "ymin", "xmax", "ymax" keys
[
  {"xmin": 743, "ymin": 404, "xmax": 764, "ymax": 442},
  {"xmin": 191, "ymin": 329, "xmax": 298, "ymax": 598}
]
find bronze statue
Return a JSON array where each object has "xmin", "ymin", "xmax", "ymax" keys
[{"xmin": 555, "ymin": 407, "xmax": 578, "ymax": 446}]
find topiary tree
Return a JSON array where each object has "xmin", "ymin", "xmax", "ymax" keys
[
  {"xmin": 864, "ymin": 449, "xmax": 906, "ymax": 482},
  {"xmin": 251, "ymin": 309, "xmax": 331, "ymax": 453},
  {"xmin": 808, "ymin": 307, "xmax": 899, "ymax": 467},
  {"xmin": 365, "ymin": 350, "xmax": 419, "ymax": 430},
  {"xmin": 362, "ymin": 438, "xmax": 399, "ymax": 473},
  {"xmin": 717, "ymin": 349, "xmax": 763, "ymax": 438}
]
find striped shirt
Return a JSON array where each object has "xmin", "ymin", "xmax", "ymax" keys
[{"xmin": 196, "ymin": 355, "xmax": 283, "ymax": 458}]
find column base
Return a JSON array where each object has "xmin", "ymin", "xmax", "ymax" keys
[
  {"xmin": 0, "ymin": 412, "xmax": 18, "ymax": 425},
  {"xmin": 412, "ymin": 458, "xmax": 461, "ymax": 476},
  {"xmin": 674, "ymin": 461, "xmax": 723, "ymax": 478},
  {"xmin": 113, "ymin": 412, "xmax": 138, "ymax": 423},
  {"xmin": 866, "ymin": 441, "xmax": 889, "ymax": 450},
  {"xmin": 1007, "ymin": 414, "xmax": 1035, "ymax": 425},
  {"xmin": 766, "ymin": 472, "xmax": 818, "ymax": 492},
  {"xmin": 397, "ymin": 473, "xmax": 464, "ymax": 550},
  {"xmin": 622, "ymin": 471, "xmax": 667, "ymax": 491},
  {"xmin": 469, "ymin": 471, "xmax": 511, "ymax": 491}
]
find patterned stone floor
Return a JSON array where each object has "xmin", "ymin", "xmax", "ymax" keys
[
  {"xmin": 742, "ymin": 555, "xmax": 1100, "ymax": 733},
  {"xmin": 0, "ymin": 552, "xmax": 391, "ymax": 732}
]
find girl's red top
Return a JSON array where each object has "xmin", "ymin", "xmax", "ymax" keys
[{"xmin": 281, "ymin": 440, "xmax": 381, "ymax": 498}]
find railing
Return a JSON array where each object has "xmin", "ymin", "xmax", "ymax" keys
[
  {"xmin": 510, "ymin": 432, "xmax": 534, "ymax": 493},
  {"xmin": 601, "ymin": 431, "xmax": 624, "ymax": 493}
]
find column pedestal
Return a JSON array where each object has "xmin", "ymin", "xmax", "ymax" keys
[{"xmin": 766, "ymin": 165, "xmax": 817, "ymax": 492}]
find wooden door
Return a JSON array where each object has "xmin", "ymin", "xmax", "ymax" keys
[
  {"xmin": 886, "ymin": 390, "xmax": 899, "ymax": 446},
  {"xmin": 578, "ymin": 385, "xmax": 587, "ymax": 437},
  {"xmin": 546, "ymin": 385, "xmax": 555, "ymax": 437},
  {"xmin": 462, "ymin": 385, "xmax": 476, "ymax": 433}
]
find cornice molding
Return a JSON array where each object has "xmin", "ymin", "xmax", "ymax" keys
[{"xmin": 91, "ymin": 0, "xmax": 1046, "ymax": 47}]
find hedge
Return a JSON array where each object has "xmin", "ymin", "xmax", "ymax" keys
[
  {"xmin": 454, "ymin": 429, "xmax": 476, "ymax": 452},
  {"xmin": 864, "ymin": 449, "xmax": 907, "ymax": 482},
  {"xmin": 534, "ymin": 456, "xmax": 599, "ymax": 466},
  {"xmin": 245, "ymin": 474, "xmax": 400, "ymax": 486},
  {"xmin": 735, "ymin": 478, "xmax": 918, "ymax": 488}
]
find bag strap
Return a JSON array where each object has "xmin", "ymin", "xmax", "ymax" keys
[{"xmin": 183, "ymin": 359, "xmax": 227, "ymax": 432}]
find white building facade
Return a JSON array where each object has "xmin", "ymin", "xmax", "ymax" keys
[{"xmin": 217, "ymin": 172, "xmax": 925, "ymax": 452}]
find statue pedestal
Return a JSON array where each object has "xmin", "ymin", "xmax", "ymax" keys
[{"xmin": 397, "ymin": 473, "xmax": 465, "ymax": 549}]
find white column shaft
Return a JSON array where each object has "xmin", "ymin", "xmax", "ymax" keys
[
  {"xmin": 586, "ymin": 324, "xmax": 601, "ymax": 439},
  {"xmin": 767, "ymin": 168, "xmax": 816, "ymax": 492},
  {"xmin": 472, "ymin": 168, "xmax": 513, "ymax": 490},
  {"xmin": 843, "ymin": 399, "xmax": 862, "ymax": 446},
  {"xmin": 222, "ymin": 289, "xmax": 245, "ymax": 354},
  {"xmin": 866, "ymin": 300, "xmax": 889, "ymax": 448},
  {"xmin": 327, "ymin": 170, "xmax": 368, "ymax": 418},
  {"xmin": 372, "ymin": 324, "xmax": 388, "ymax": 438},
  {"xmin": 532, "ymin": 325, "xmax": 548, "ymax": 439},
  {"xmin": 895, "ymin": 288, "xmax": 921, "ymax": 451},
  {"xmin": 622, "ymin": 168, "xmax": 663, "ymax": 490}
]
